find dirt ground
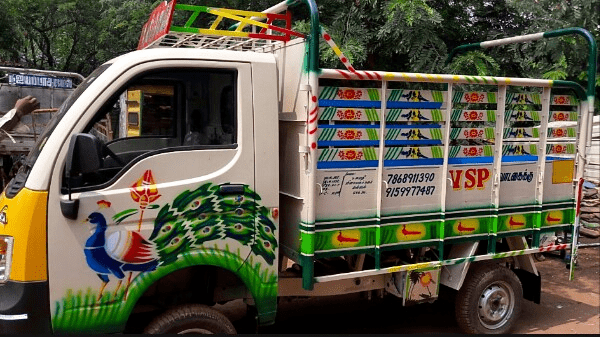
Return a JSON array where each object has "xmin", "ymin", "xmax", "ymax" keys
[{"xmin": 222, "ymin": 235, "xmax": 599, "ymax": 334}]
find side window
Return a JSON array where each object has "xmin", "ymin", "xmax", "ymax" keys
[{"xmin": 64, "ymin": 68, "xmax": 237, "ymax": 192}]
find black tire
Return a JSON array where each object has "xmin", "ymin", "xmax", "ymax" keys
[
  {"xmin": 455, "ymin": 263, "xmax": 523, "ymax": 334},
  {"xmin": 144, "ymin": 304, "xmax": 237, "ymax": 334}
]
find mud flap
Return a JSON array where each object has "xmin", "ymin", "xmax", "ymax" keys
[{"xmin": 512, "ymin": 268, "xmax": 541, "ymax": 304}]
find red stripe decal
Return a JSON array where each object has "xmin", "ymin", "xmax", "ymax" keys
[
  {"xmin": 336, "ymin": 69, "xmax": 351, "ymax": 79},
  {"xmin": 309, "ymin": 128, "xmax": 317, "ymax": 135}
]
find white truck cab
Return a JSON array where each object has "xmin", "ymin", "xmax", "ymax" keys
[{"xmin": 0, "ymin": 0, "xmax": 595, "ymax": 334}]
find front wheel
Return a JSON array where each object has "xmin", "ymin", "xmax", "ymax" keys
[
  {"xmin": 144, "ymin": 304, "xmax": 236, "ymax": 334},
  {"xmin": 455, "ymin": 263, "xmax": 523, "ymax": 334}
]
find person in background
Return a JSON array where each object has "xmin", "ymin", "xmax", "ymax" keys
[{"xmin": 0, "ymin": 95, "xmax": 40, "ymax": 135}]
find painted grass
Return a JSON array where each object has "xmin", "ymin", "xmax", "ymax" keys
[{"xmin": 52, "ymin": 245, "xmax": 278, "ymax": 333}]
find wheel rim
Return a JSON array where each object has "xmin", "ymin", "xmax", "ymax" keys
[
  {"xmin": 477, "ymin": 280, "xmax": 515, "ymax": 330},
  {"xmin": 177, "ymin": 328, "xmax": 214, "ymax": 334}
]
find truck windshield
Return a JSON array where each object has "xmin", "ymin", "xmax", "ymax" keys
[
  {"xmin": 3, "ymin": 64, "xmax": 111, "ymax": 197},
  {"xmin": 25, "ymin": 64, "xmax": 111, "ymax": 167}
]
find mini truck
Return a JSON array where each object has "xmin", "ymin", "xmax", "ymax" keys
[{"xmin": 0, "ymin": 0, "xmax": 596, "ymax": 334}]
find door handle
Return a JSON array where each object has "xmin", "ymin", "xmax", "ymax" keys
[{"xmin": 219, "ymin": 184, "xmax": 245, "ymax": 195}]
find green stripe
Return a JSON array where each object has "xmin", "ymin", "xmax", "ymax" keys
[
  {"xmin": 487, "ymin": 110, "xmax": 496, "ymax": 122},
  {"xmin": 366, "ymin": 128, "xmax": 379, "ymax": 140},
  {"xmin": 505, "ymin": 93, "xmax": 514, "ymax": 103},
  {"xmin": 386, "ymin": 128, "xmax": 399, "ymax": 140},
  {"xmin": 386, "ymin": 109, "xmax": 401, "ymax": 121},
  {"xmin": 366, "ymin": 108, "xmax": 380, "ymax": 121},
  {"xmin": 449, "ymin": 146, "xmax": 460, "ymax": 157},
  {"xmin": 430, "ymin": 128, "xmax": 442, "ymax": 140},
  {"xmin": 450, "ymin": 128, "xmax": 461, "ymax": 140},
  {"xmin": 530, "ymin": 144, "xmax": 538, "ymax": 154},
  {"xmin": 453, "ymin": 91, "xmax": 463, "ymax": 103},
  {"xmin": 542, "ymin": 202, "xmax": 575, "ymax": 211},
  {"xmin": 431, "ymin": 146, "xmax": 443, "ymax": 158},
  {"xmin": 531, "ymin": 94, "xmax": 541, "ymax": 105},
  {"xmin": 451, "ymin": 109, "xmax": 461, "ymax": 121},
  {"xmin": 569, "ymin": 112, "xmax": 578, "ymax": 121},
  {"xmin": 318, "ymin": 128, "xmax": 335, "ymax": 141},
  {"xmin": 318, "ymin": 149, "xmax": 328, "ymax": 161},
  {"xmin": 320, "ymin": 86, "xmax": 337, "ymax": 100},
  {"xmin": 388, "ymin": 89, "xmax": 403, "ymax": 101},
  {"xmin": 368, "ymin": 88, "xmax": 380, "ymax": 101},
  {"xmin": 485, "ymin": 128, "xmax": 495, "ymax": 139},
  {"xmin": 364, "ymin": 147, "xmax": 377, "ymax": 160},
  {"xmin": 487, "ymin": 92, "xmax": 496, "ymax": 103},
  {"xmin": 483, "ymin": 145, "xmax": 493, "ymax": 156},
  {"xmin": 328, "ymin": 149, "xmax": 338, "ymax": 161},
  {"xmin": 321, "ymin": 107, "xmax": 336, "ymax": 120},
  {"xmin": 431, "ymin": 109, "xmax": 443, "ymax": 121},
  {"xmin": 531, "ymin": 111, "xmax": 540, "ymax": 121},
  {"xmin": 385, "ymin": 147, "xmax": 400, "ymax": 160},
  {"xmin": 432, "ymin": 91, "xmax": 444, "ymax": 102}
]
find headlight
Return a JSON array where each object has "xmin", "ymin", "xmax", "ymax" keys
[{"xmin": 0, "ymin": 236, "xmax": 14, "ymax": 283}]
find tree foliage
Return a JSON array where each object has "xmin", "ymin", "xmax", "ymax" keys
[{"xmin": 0, "ymin": 0, "xmax": 598, "ymax": 104}]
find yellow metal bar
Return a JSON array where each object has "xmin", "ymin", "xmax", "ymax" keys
[
  {"xmin": 197, "ymin": 28, "xmax": 249, "ymax": 38},
  {"xmin": 209, "ymin": 15, "xmax": 224, "ymax": 30}
]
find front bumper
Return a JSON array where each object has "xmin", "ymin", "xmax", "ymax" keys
[{"xmin": 0, "ymin": 280, "xmax": 51, "ymax": 333}]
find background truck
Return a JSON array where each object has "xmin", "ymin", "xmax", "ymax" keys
[
  {"xmin": 0, "ymin": 67, "xmax": 83, "ymax": 188},
  {"xmin": 0, "ymin": 0, "xmax": 596, "ymax": 334}
]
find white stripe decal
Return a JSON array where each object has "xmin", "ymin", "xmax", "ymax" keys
[{"xmin": 0, "ymin": 314, "xmax": 28, "ymax": 321}]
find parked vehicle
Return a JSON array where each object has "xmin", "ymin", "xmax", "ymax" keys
[
  {"xmin": 0, "ymin": 67, "xmax": 83, "ymax": 188},
  {"xmin": 0, "ymin": 0, "xmax": 596, "ymax": 334}
]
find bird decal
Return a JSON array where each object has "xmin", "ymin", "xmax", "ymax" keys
[
  {"xmin": 83, "ymin": 180, "xmax": 278, "ymax": 301},
  {"xmin": 84, "ymin": 212, "xmax": 158, "ymax": 301}
]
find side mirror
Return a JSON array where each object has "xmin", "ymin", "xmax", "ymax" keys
[
  {"xmin": 65, "ymin": 133, "xmax": 103, "ymax": 177},
  {"xmin": 61, "ymin": 133, "xmax": 103, "ymax": 219}
]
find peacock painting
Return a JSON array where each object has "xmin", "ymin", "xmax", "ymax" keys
[{"xmin": 83, "ymin": 171, "xmax": 277, "ymax": 301}]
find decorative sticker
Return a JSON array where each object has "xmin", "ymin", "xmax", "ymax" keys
[
  {"xmin": 450, "ymin": 127, "xmax": 495, "ymax": 140},
  {"xmin": 319, "ymin": 107, "xmax": 380, "ymax": 122},
  {"xmin": 552, "ymin": 160, "xmax": 574, "ymax": 184},
  {"xmin": 387, "ymin": 109, "xmax": 444, "ymax": 122},
  {"xmin": 547, "ymin": 127, "xmax": 576, "ymax": 139},
  {"xmin": 504, "ymin": 110, "xmax": 540, "ymax": 122},
  {"xmin": 53, "ymin": 172, "xmax": 278, "ymax": 332},
  {"xmin": 547, "ymin": 143, "xmax": 576, "ymax": 155},
  {"xmin": 451, "ymin": 109, "xmax": 496, "ymax": 122},
  {"xmin": 503, "ymin": 127, "xmax": 539, "ymax": 139},
  {"xmin": 502, "ymin": 144, "xmax": 538, "ymax": 156}
]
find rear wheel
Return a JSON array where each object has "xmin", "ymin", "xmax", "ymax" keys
[
  {"xmin": 455, "ymin": 263, "xmax": 522, "ymax": 334},
  {"xmin": 144, "ymin": 304, "xmax": 236, "ymax": 334}
]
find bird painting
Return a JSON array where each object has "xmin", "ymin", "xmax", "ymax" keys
[
  {"xmin": 83, "ymin": 181, "xmax": 278, "ymax": 302},
  {"xmin": 84, "ymin": 212, "xmax": 158, "ymax": 301}
]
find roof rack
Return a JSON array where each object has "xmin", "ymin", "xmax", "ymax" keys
[{"xmin": 138, "ymin": 0, "xmax": 304, "ymax": 53}]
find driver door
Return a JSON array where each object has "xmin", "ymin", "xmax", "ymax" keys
[{"xmin": 46, "ymin": 61, "xmax": 256, "ymax": 325}]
